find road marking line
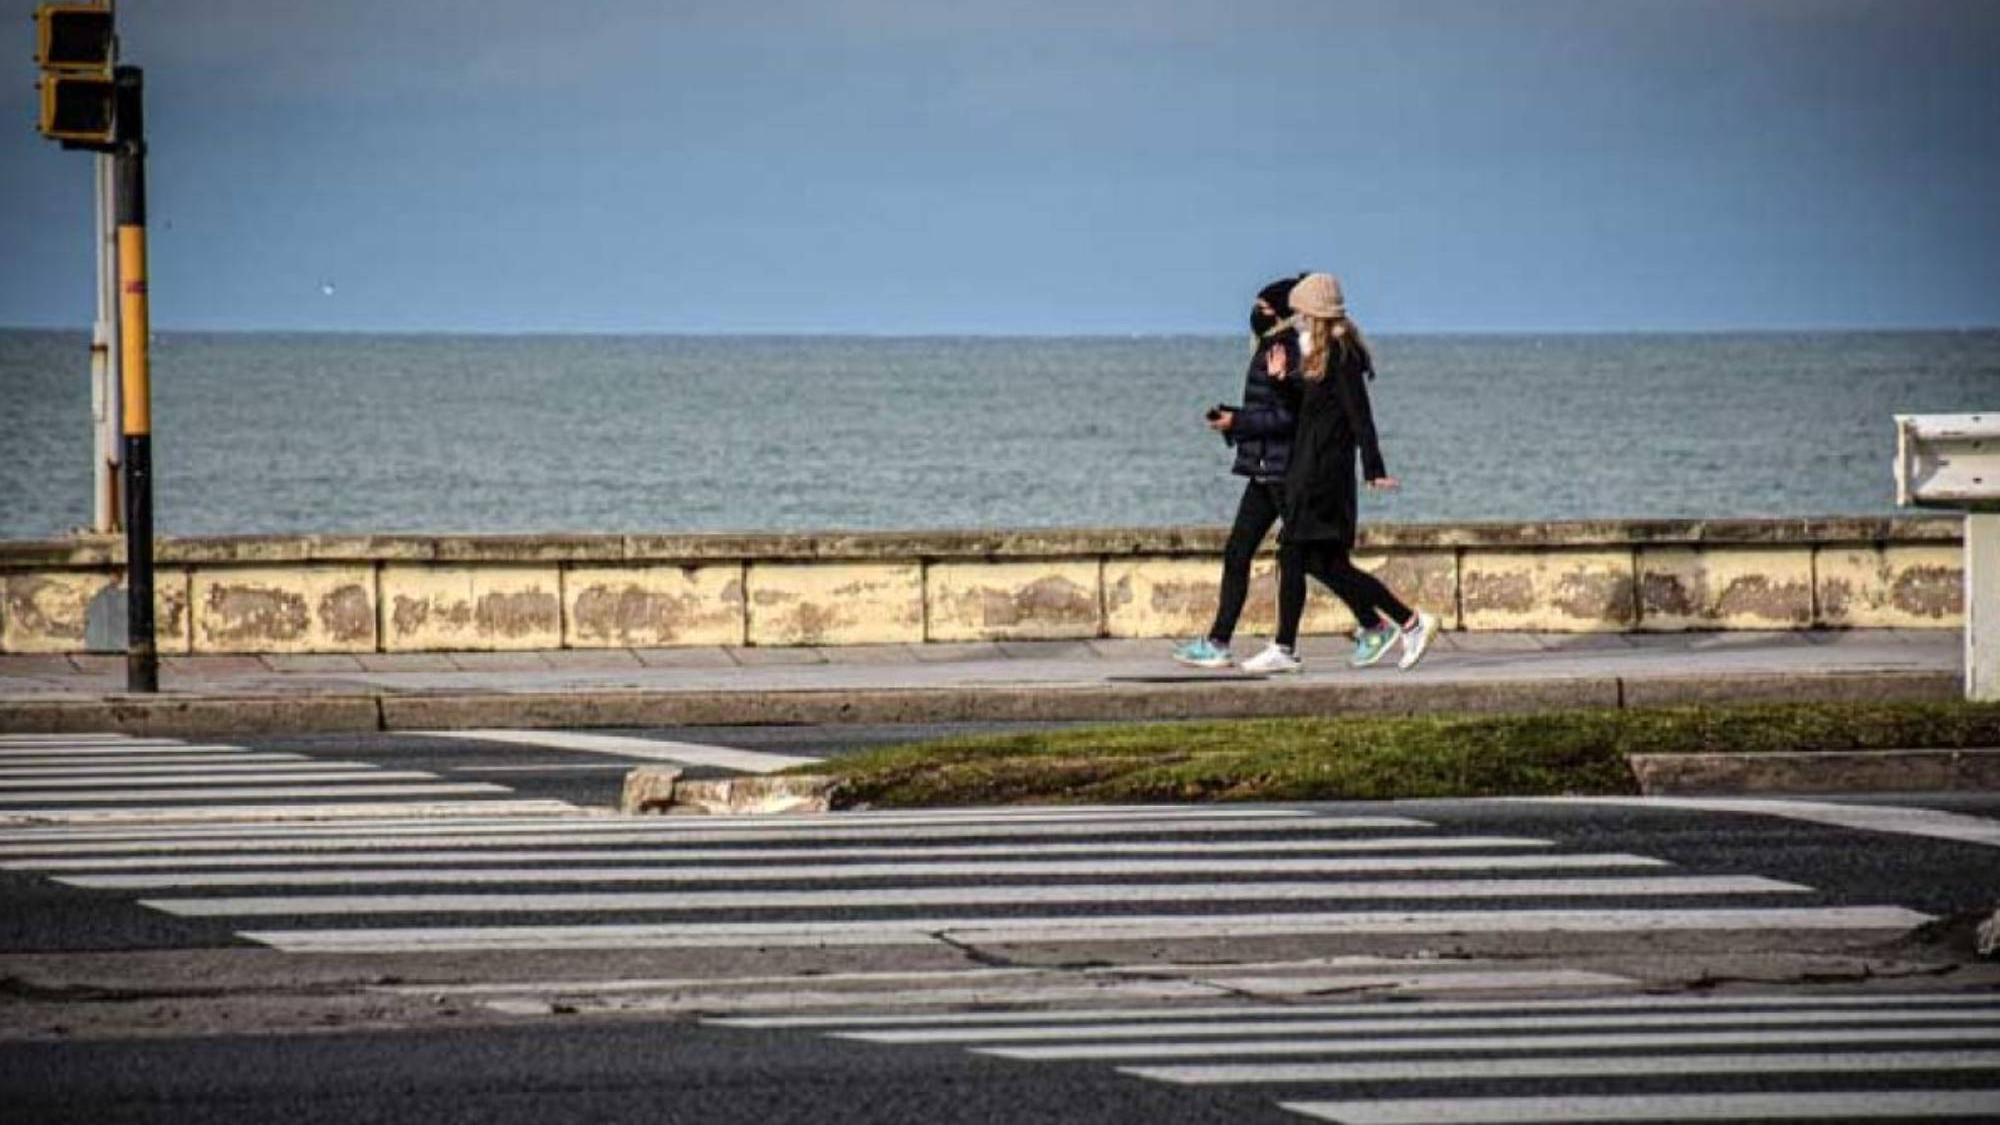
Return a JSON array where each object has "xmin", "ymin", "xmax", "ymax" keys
[
  {"xmin": 62, "ymin": 853, "xmax": 1668, "ymax": 889},
  {"xmin": 0, "ymin": 755, "xmax": 312, "ymax": 771},
  {"xmin": 449, "ymin": 764, "xmax": 635, "ymax": 773},
  {"xmin": 1126, "ymin": 1048, "xmax": 2000, "ymax": 1084},
  {"xmin": 989, "ymin": 1025, "xmax": 2000, "ymax": 1061},
  {"xmin": 0, "ymin": 782, "xmax": 509, "ymax": 804},
  {"xmin": 0, "ymin": 804, "xmax": 1337, "ymax": 832},
  {"xmin": 0, "ymin": 800, "xmax": 582, "ymax": 825},
  {"xmin": 238, "ymin": 906, "xmax": 1931, "ymax": 952},
  {"xmin": 0, "ymin": 815, "xmax": 1423, "ymax": 851},
  {"xmin": 144, "ymin": 875, "xmax": 1808, "ymax": 916},
  {"xmin": 0, "ymin": 769, "xmax": 423, "ymax": 789},
  {"xmin": 1519, "ymin": 796, "xmax": 2000, "ymax": 849},
  {"xmin": 713, "ymin": 992, "xmax": 2000, "ymax": 1029},
  {"xmin": 2, "ymin": 837, "xmax": 1558, "ymax": 869},
  {"xmin": 0, "ymin": 744, "xmax": 251, "ymax": 756},
  {"xmin": 1280, "ymin": 1091, "xmax": 2000, "ymax": 1123},
  {"xmin": 409, "ymin": 729, "xmax": 821, "ymax": 774},
  {"xmin": 0, "ymin": 733, "xmax": 145, "ymax": 743},
  {"xmin": 846, "ymin": 1006, "xmax": 2000, "ymax": 1044}
]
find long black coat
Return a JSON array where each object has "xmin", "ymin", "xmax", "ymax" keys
[{"xmin": 1279, "ymin": 344, "xmax": 1386, "ymax": 548}]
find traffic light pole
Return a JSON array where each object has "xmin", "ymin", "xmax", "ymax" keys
[{"xmin": 113, "ymin": 64, "xmax": 154, "ymax": 693}]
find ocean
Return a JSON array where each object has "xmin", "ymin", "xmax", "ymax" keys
[{"xmin": 1, "ymin": 330, "xmax": 1995, "ymax": 540}]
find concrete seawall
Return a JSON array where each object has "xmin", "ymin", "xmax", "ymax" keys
[{"xmin": 0, "ymin": 516, "xmax": 1965, "ymax": 655}]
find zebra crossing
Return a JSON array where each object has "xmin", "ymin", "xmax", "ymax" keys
[
  {"xmin": 709, "ymin": 993, "xmax": 2000, "ymax": 1122},
  {"xmin": 0, "ymin": 764, "xmax": 1932, "ymax": 956},
  {"xmin": 0, "ymin": 731, "xmax": 579, "ymax": 823}
]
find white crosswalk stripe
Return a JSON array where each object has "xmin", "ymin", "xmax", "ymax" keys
[
  {"xmin": 409, "ymin": 729, "xmax": 823, "ymax": 774},
  {"xmin": 704, "ymin": 993, "xmax": 2000, "ymax": 1122},
  {"xmin": 0, "ymin": 734, "xmax": 580, "ymax": 823},
  {"xmin": 0, "ymin": 758, "xmax": 1935, "ymax": 960}
]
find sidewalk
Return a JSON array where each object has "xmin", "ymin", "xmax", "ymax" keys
[{"xmin": 0, "ymin": 630, "xmax": 1963, "ymax": 737}]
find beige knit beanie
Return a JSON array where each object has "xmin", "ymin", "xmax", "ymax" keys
[{"xmin": 1288, "ymin": 273, "xmax": 1346, "ymax": 319}]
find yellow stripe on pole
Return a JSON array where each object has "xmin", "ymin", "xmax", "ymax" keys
[{"xmin": 117, "ymin": 223, "xmax": 150, "ymax": 437}]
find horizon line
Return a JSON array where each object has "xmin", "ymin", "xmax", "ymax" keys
[{"xmin": 4, "ymin": 324, "xmax": 1998, "ymax": 340}]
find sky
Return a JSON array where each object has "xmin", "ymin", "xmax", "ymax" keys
[{"xmin": 4, "ymin": 0, "xmax": 1999, "ymax": 335}]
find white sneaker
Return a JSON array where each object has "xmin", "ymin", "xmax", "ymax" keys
[
  {"xmin": 1397, "ymin": 610, "xmax": 1438, "ymax": 670},
  {"xmin": 1240, "ymin": 644, "xmax": 1303, "ymax": 675}
]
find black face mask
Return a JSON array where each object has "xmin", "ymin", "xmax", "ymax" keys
[{"xmin": 1250, "ymin": 274, "xmax": 1305, "ymax": 337}]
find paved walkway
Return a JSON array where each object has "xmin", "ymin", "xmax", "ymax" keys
[{"xmin": 0, "ymin": 630, "xmax": 1964, "ymax": 735}]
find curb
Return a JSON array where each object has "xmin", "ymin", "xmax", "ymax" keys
[
  {"xmin": 1629, "ymin": 747, "xmax": 2000, "ymax": 795},
  {"xmin": 0, "ymin": 670, "xmax": 1963, "ymax": 738},
  {"xmin": 620, "ymin": 766, "xmax": 842, "ymax": 816}
]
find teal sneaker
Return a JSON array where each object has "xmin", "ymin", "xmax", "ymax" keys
[
  {"xmin": 1348, "ymin": 620, "xmax": 1403, "ymax": 667},
  {"xmin": 1172, "ymin": 637, "xmax": 1233, "ymax": 669}
]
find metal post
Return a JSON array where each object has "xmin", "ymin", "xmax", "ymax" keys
[
  {"xmin": 113, "ymin": 64, "xmax": 154, "ymax": 694},
  {"xmin": 91, "ymin": 151, "xmax": 120, "ymax": 533},
  {"xmin": 1970, "ymin": 512, "xmax": 1999, "ymax": 703}
]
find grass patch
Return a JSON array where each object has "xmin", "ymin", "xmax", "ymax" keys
[{"xmin": 803, "ymin": 701, "xmax": 2000, "ymax": 807}]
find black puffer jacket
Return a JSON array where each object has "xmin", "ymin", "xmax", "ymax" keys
[{"xmin": 1224, "ymin": 332, "xmax": 1302, "ymax": 481}]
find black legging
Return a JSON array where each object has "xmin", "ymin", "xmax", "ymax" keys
[
  {"xmin": 1206, "ymin": 480, "xmax": 1284, "ymax": 645},
  {"xmin": 1274, "ymin": 541, "xmax": 1414, "ymax": 649}
]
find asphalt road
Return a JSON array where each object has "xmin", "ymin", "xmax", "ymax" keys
[{"xmin": 3, "ymin": 727, "xmax": 1999, "ymax": 1124}]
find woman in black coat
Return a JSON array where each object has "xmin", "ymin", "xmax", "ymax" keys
[
  {"xmin": 1172, "ymin": 274, "xmax": 1304, "ymax": 669},
  {"xmin": 1239, "ymin": 273, "xmax": 1438, "ymax": 674}
]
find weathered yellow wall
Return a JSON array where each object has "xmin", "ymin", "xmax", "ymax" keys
[
  {"xmin": 1637, "ymin": 547, "xmax": 1816, "ymax": 631},
  {"xmin": 1, "ymin": 570, "xmax": 190, "ymax": 655},
  {"xmin": 0, "ymin": 519, "xmax": 1967, "ymax": 653},
  {"xmin": 565, "ymin": 564, "xmax": 745, "ymax": 648},
  {"xmin": 1461, "ymin": 549, "xmax": 1637, "ymax": 632},
  {"xmin": 191, "ymin": 566, "xmax": 374, "ymax": 654},
  {"xmin": 745, "ymin": 562, "xmax": 924, "ymax": 646},
  {"xmin": 927, "ymin": 560, "xmax": 1100, "ymax": 642},
  {"xmin": 1816, "ymin": 544, "xmax": 1965, "ymax": 628},
  {"xmin": 381, "ymin": 565, "xmax": 561, "ymax": 652}
]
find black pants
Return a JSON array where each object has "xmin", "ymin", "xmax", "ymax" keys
[
  {"xmin": 1274, "ymin": 540, "xmax": 1414, "ymax": 649},
  {"xmin": 1206, "ymin": 479, "xmax": 1284, "ymax": 645}
]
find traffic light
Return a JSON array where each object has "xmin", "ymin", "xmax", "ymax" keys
[{"xmin": 34, "ymin": 4, "xmax": 115, "ymax": 145}]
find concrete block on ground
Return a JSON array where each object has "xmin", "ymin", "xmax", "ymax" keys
[
  {"xmin": 623, "ymin": 768, "xmax": 840, "ymax": 816},
  {"xmin": 1461, "ymin": 549, "xmax": 1636, "ymax": 632},
  {"xmin": 1637, "ymin": 546, "xmax": 1815, "ymax": 631},
  {"xmin": 564, "ymin": 564, "xmax": 744, "ymax": 649},
  {"xmin": 2, "ymin": 570, "xmax": 191, "ymax": 655},
  {"xmin": 1628, "ymin": 748, "xmax": 2000, "ymax": 795},
  {"xmin": 619, "ymin": 765, "xmax": 684, "ymax": 813},
  {"xmin": 191, "ymin": 565, "xmax": 375, "ymax": 654},
  {"xmin": 926, "ymin": 559, "xmax": 1101, "ymax": 642},
  {"xmin": 381, "ymin": 565, "xmax": 562, "ymax": 652},
  {"xmin": 1816, "ymin": 544, "xmax": 1963, "ymax": 628},
  {"xmin": 1620, "ymin": 670, "xmax": 1960, "ymax": 708},
  {"xmin": 745, "ymin": 562, "xmax": 923, "ymax": 646}
]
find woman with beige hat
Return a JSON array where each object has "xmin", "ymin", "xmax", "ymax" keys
[{"xmin": 1239, "ymin": 272, "xmax": 1438, "ymax": 674}]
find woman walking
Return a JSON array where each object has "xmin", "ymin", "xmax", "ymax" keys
[
  {"xmin": 1240, "ymin": 273, "xmax": 1437, "ymax": 674},
  {"xmin": 1173, "ymin": 275, "xmax": 1306, "ymax": 669}
]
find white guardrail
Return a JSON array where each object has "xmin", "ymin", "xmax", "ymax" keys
[{"xmin": 1895, "ymin": 412, "xmax": 1998, "ymax": 701}]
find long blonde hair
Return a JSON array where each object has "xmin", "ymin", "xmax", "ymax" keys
[{"xmin": 1300, "ymin": 314, "xmax": 1372, "ymax": 382}]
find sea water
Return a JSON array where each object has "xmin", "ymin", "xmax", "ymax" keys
[{"xmin": 1, "ymin": 330, "xmax": 1994, "ymax": 539}]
